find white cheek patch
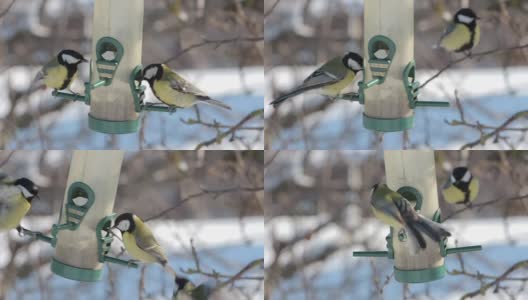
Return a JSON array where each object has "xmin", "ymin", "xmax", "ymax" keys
[
  {"xmin": 18, "ymin": 185, "xmax": 33, "ymax": 198},
  {"xmin": 461, "ymin": 170, "xmax": 472, "ymax": 182},
  {"xmin": 62, "ymin": 54, "xmax": 81, "ymax": 64},
  {"xmin": 144, "ymin": 67, "xmax": 158, "ymax": 80},
  {"xmin": 458, "ymin": 15, "xmax": 474, "ymax": 24},
  {"xmin": 117, "ymin": 220, "xmax": 130, "ymax": 231},
  {"xmin": 347, "ymin": 58, "xmax": 362, "ymax": 70},
  {"xmin": 450, "ymin": 175, "xmax": 456, "ymax": 183}
]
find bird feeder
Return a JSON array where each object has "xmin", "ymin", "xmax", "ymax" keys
[
  {"xmin": 345, "ymin": 0, "xmax": 449, "ymax": 132},
  {"xmin": 51, "ymin": 0, "xmax": 176, "ymax": 135},
  {"xmin": 353, "ymin": 150, "xmax": 481, "ymax": 283},
  {"xmin": 19, "ymin": 151, "xmax": 138, "ymax": 282}
]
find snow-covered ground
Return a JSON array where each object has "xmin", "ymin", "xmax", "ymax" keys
[
  {"xmin": 266, "ymin": 66, "xmax": 528, "ymax": 149},
  {"xmin": 267, "ymin": 215, "xmax": 528, "ymax": 299},
  {"xmin": 0, "ymin": 66, "xmax": 264, "ymax": 150},
  {"xmin": 0, "ymin": 216, "xmax": 264, "ymax": 300}
]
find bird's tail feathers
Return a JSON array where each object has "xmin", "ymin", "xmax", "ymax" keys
[
  {"xmin": 270, "ymin": 85, "xmax": 319, "ymax": 108},
  {"xmin": 405, "ymin": 223, "xmax": 427, "ymax": 252},
  {"xmin": 199, "ymin": 97, "xmax": 232, "ymax": 110},
  {"xmin": 414, "ymin": 215, "xmax": 451, "ymax": 242}
]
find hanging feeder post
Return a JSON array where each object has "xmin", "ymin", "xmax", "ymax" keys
[
  {"xmin": 360, "ymin": 0, "xmax": 448, "ymax": 132},
  {"xmin": 88, "ymin": 0, "xmax": 144, "ymax": 134},
  {"xmin": 51, "ymin": 150, "xmax": 124, "ymax": 282},
  {"xmin": 384, "ymin": 150, "xmax": 445, "ymax": 283}
]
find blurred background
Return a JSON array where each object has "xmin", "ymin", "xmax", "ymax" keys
[
  {"xmin": 265, "ymin": 0, "xmax": 528, "ymax": 150},
  {"xmin": 265, "ymin": 150, "xmax": 528, "ymax": 299},
  {"xmin": 0, "ymin": 0, "xmax": 264, "ymax": 149},
  {"xmin": 0, "ymin": 150, "xmax": 264, "ymax": 299}
]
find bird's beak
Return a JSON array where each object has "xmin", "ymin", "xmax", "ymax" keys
[{"xmin": 81, "ymin": 57, "xmax": 88, "ymax": 63}]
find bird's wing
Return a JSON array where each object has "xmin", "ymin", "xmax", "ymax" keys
[
  {"xmin": 301, "ymin": 57, "xmax": 346, "ymax": 88},
  {"xmin": 371, "ymin": 190, "xmax": 405, "ymax": 225},
  {"xmin": 167, "ymin": 71, "xmax": 208, "ymax": 97},
  {"xmin": 0, "ymin": 185, "xmax": 21, "ymax": 218},
  {"xmin": 134, "ymin": 219, "xmax": 168, "ymax": 263}
]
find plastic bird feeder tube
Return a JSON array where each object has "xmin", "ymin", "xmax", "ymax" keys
[
  {"xmin": 51, "ymin": 150, "xmax": 127, "ymax": 282},
  {"xmin": 353, "ymin": 150, "xmax": 482, "ymax": 283},
  {"xmin": 87, "ymin": 0, "xmax": 144, "ymax": 134},
  {"xmin": 361, "ymin": 0, "xmax": 448, "ymax": 132}
]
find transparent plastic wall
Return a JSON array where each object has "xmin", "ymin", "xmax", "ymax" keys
[
  {"xmin": 89, "ymin": 0, "xmax": 144, "ymax": 130},
  {"xmin": 363, "ymin": 0, "xmax": 414, "ymax": 120}
]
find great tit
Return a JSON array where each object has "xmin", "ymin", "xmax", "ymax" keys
[
  {"xmin": 34, "ymin": 49, "xmax": 87, "ymax": 91},
  {"xmin": 438, "ymin": 8, "xmax": 480, "ymax": 54},
  {"xmin": 142, "ymin": 64, "xmax": 232, "ymax": 111},
  {"xmin": 370, "ymin": 184, "xmax": 451, "ymax": 252},
  {"xmin": 270, "ymin": 52, "xmax": 363, "ymax": 108},
  {"xmin": 113, "ymin": 213, "xmax": 177, "ymax": 276},
  {"xmin": 441, "ymin": 167, "xmax": 479, "ymax": 206},
  {"xmin": 0, "ymin": 176, "xmax": 39, "ymax": 231},
  {"xmin": 173, "ymin": 277, "xmax": 213, "ymax": 300}
]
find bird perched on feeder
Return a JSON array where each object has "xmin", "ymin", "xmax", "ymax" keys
[
  {"xmin": 438, "ymin": 8, "xmax": 480, "ymax": 55},
  {"xmin": 142, "ymin": 64, "xmax": 232, "ymax": 111},
  {"xmin": 34, "ymin": 49, "xmax": 87, "ymax": 91},
  {"xmin": 442, "ymin": 167, "xmax": 479, "ymax": 206},
  {"xmin": 269, "ymin": 52, "xmax": 363, "ymax": 108},
  {"xmin": 173, "ymin": 277, "xmax": 214, "ymax": 300},
  {"xmin": 113, "ymin": 213, "xmax": 177, "ymax": 276},
  {"xmin": 0, "ymin": 175, "xmax": 39, "ymax": 231},
  {"xmin": 370, "ymin": 184, "xmax": 451, "ymax": 252}
]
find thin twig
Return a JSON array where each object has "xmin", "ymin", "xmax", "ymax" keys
[
  {"xmin": 195, "ymin": 109, "xmax": 264, "ymax": 150},
  {"xmin": 0, "ymin": 0, "xmax": 16, "ymax": 19},
  {"xmin": 164, "ymin": 36, "xmax": 263, "ymax": 64}
]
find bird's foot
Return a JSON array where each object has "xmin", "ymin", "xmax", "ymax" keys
[
  {"xmin": 168, "ymin": 106, "xmax": 178, "ymax": 114},
  {"xmin": 16, "ymin": 225, "xmax": 23, "ymax": 236}
]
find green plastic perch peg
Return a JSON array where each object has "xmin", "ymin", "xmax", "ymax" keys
[
  {"xmin": 52, "ymin": 90, "xmax": 89, "ymax": 104},
  {"xmin": 353, "ymin": 251, "xmax": 389, "ymax": 257},
  {"xmin": 402, "ymin": 61, "xmax": 449, "ymax": 109},
  {"xmin": 446, "ymin": 245, "xmax": 482, "ymax": 255}
]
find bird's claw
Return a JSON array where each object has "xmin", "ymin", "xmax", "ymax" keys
[{"xmin": 16, "ymin": 226, "xmax": 24, "ymax": 237}]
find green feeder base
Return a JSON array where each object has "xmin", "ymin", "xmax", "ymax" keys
[
  {"xmin": 88, "ymin": 114, "xmax": 139, "ymax": 134},
  {"xmin": 362, "ymin": 113, "xmax": 414, "ymax": 132},
  {"xmin": 51, "ymin": 258, "xmax": 103, "ymax": 282},
  {"xmin": 394, "ymin": 264, "xmax": 446, "ymax": 283}
]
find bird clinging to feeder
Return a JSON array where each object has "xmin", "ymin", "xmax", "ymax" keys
[
  {"xmin": 270, "ymin": 52, "xmax": 364, "ymax": 108},
  {"xmin": 0, "ymin": 175, "xmax": 39, "ymax": 232},
  {"xmin": 370, "ymin": 183, "xmax": 451, "ymax": 253},
  {"xmin": 33, "ymin": 49, "xmax": 87, "ymax": 92},
  {"xmin": 142, "ymin": 64, "xmax": 232, "ymax": 111}
]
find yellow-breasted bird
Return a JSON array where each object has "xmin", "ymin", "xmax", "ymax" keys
[
  {"xmin": 438, "ymin": 8, "xmax": 480, "ymax": 54},
  {"xmin": 173, "ymin": 277, "xmax": 213, "ymax": 300},
  {"xmin": 0, "ymin": 176, "xmax": 39, "ymax": 231},
  {"xmin": 34, "ymin": 49, "xmax": 87, "ymax": 91},
  {"xmin": 142, "ymin": 64, "xmax": 231, "ymax": 111},
  {"xmin": 442, "ymin": 167, "xmax": 479, "ymax": 206},
  {"xmin": 113, "ymin": 213, "xmax": 177, "ymax": 276},
  {"xmin": 270, "ymin": 52, "xmax": 363, "ymax": 108},
  {"xmin": 370, "ymin": 184, "xmax": 451, "ymax": 252}
]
